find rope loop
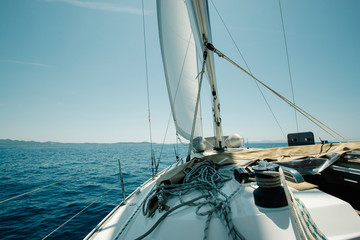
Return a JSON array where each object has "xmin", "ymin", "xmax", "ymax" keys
[{"xmin": 141, "ymin": 160, "xmax": 245, "ymax": 240}]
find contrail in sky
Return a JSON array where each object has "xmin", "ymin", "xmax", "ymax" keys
[
  {"xmin": 42, "ymin": 0, "xmax": 151, "ymax": 15},
  {"xmin": 1, "ymin": 59, "xmax": 49, "ymax": 67}
]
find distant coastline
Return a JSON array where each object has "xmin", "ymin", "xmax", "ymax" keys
[
  {"xmin": 0, "ymin": 139, "xmax": 152, "ymax": 146},
  {"xmin": 0, "ymin": 139, "xmax": 286, "ymax": 146}
]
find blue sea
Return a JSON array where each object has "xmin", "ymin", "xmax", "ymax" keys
[{"xmin": 0, "ymin": 142, "xmax": 286, "ymax": 239}]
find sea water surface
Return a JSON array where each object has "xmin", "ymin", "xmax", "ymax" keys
[{"xmin": 0, "ymin": 142, "xmax": 286, "ymax": 239}]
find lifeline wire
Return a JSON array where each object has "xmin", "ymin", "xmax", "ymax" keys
[
  {"xmin": 41, "ymin": 184, "xmax": 118, "ymax": 240},
  {"xmin": 207, "ymin": 43, "xmax": 348, "ymax": 143},
  {"xmin": 0, "ymin": 164, "xmax": 106, "ymax": 205}
]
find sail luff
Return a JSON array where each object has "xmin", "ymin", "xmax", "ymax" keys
[{"xmin": 157, "ymin": 0, "xmax": 203, "ymax": 141}]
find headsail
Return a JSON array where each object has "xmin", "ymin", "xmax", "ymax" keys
[
  {"xmin": 157, "ymin": 0, "xmax": 203, "ymax": 140},
  {"xmin": 157, "ymin": 0, "xmax": 224, "ymax": 148}
]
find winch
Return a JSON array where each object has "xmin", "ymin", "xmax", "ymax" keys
[{"xmin": 252, "ymin": 161, "xmax": 288, "ymax": 208}]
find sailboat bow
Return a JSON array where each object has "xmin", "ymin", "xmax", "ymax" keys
[{"xmin": 85, "ymin": 0, "xmax": 360, "ymax": 239}]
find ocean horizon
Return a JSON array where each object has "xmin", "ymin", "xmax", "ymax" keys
[
  {"xmin": 0, "ymin": 139, "xmax": 288, "ymax": 145},
  {"xmin": 0, "ymin": 141, "xmax": 287, "ymax": 239}
]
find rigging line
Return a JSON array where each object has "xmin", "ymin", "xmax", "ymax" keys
[
  {"xmin": 175, "ymin": 133, "xmax": 180, "ymax": 162},
  {"xmin": 170, "ymin": 32, "xmax": 194, "ymax": 136},
  {"xmin": 142, "ymin": 0, "xmax": 151, "ymax": 140},
  {"xmin": 172, "ymin": 33, "xmax": 193, "ymax": 111},
  {"xmin": 156, "ymin": 112, "xmax": 172, "ymax": 174},
  {"xmin": 187, "ymin": 51, "xmax": 207, "ymax": 161},
  {"xmin": 142, "ymin": 0, "xmax": 155, "ymax": 176},
  {"xmin": 176, "ymin": 132, "xmax": 187, "ymax": 146},
  {"xmin": 209, "ymin": 0, "xmax": 286, "ymax": 140},
  {"xmin": 207, "ymin": 44, "xmax": 349, "ymax": 143},
  {"xmin": 279, "ymin": 168, "xmax": 308, "ymax": 240},
  {"xmin": 134, "ymin": 194, "xmax": 210, "ymax": 240},
  {"xmin": 0, "ymin": 164, "xmax": 106, "ymax": 205},
  {"xmin": 41, "ymin": 184, "xmax": 118, "ymax": 240},
  {"xmin": 278, "ymin": 0, "xmax": 299, "ymax": 133}
]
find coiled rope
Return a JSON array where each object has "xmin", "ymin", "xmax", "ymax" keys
[
  {"xmin": 206, "ymin": 43, "xmax": 348, "ymax": 143},
  {"xmin": 138, "ymin": 160, "xmax": 245, "ymax": 240},
  {"xmin": 294, "ymin": 197, "xmax": 327, "ymax": 240}
]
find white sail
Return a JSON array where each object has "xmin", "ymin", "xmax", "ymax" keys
[{"xmin": 157, "ymin": 0, "xmax": 203, "ymax": 140}]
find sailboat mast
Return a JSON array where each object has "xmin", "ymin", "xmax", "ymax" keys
[
  {"xmin": 204, "ymin": 38, "xmax": 223, "ymax": 150},
  {"xmin": 208, "ymin": 63, "xmax": 224, "ymax": 150},
  {"xmin": 188, "ymin": 0, "xmax": 224, "ymax": 149}
]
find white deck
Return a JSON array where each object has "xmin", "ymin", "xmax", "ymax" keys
[{"xmin": 85, "ymin": 162, "xmax": 360, "ymax": 240}]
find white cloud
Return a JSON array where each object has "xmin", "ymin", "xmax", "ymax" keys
[
  {"xmin": 1, "ymin": 59, "xmax": 49, "ymax": 67},
  {"xmin": 42, "ymin": 0, "xmax": 151, "ymax": 15}
]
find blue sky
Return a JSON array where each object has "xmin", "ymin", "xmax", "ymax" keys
[{"xmin": 1, "ymin": 0, "xmax": 359, "ymax": 143}]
